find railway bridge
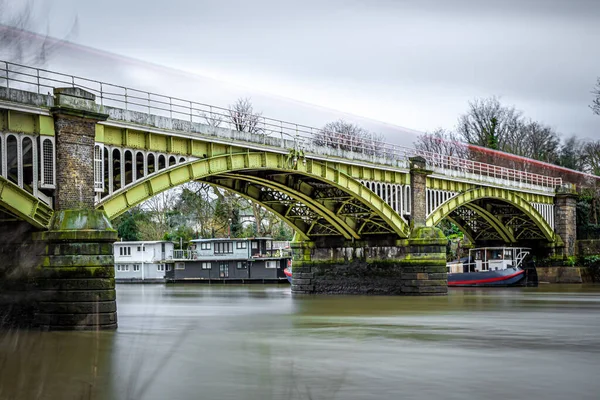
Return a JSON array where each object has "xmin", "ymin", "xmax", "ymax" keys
[{"xmin": 0, "ymin": 61, "xmax": 576, "ymax": 330}]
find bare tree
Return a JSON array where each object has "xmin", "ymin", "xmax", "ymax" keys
[
  {"xmin": 138, "ymin": 190, "xmax": 180, "ymax": 240},
  {"xmin": 313, "ymin": 119, "xmax": 383, "ymax": 154},
  {"xmin": 0, "ymin": 0, "xmax": 78, "ymax": 65},
  {"xmin": 457, "ymin": 96, "xmax": 523, "ymax": 152},
  {"xmin": 583, "ymin": 141, "xmax": 600, "ymax": 176},
  {"xmin": 228, "ymin": 97, "xmax": 264, "ymax": 134},
  {"xmin": 200, "ymin": 110, "xmax": 223, "ymax": 128},
  {"xmin": 592, "ymin": 77, "xmax": 600, "ymax": 116},
  {"xmin": 558, "ymin": 136, "xmax": 587, "ymax": 172},
  {"xmin": 520, "ymin": 120, "xmax": 560, "ymax": 163},
  {"xmin": 414, "ymin": 128, "xmax": 468, "ymax": 158}
]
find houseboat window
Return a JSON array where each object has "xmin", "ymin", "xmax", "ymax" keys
[
  {"xmin": 215, "ymin": 242, "xmax": 233, "ymax": 254},
  {"xmin": 219, "ymin": 262, "xmax": 229, "ymax": 278},
  {"xmin": 166, "ymin": 265, "xmax": 172, "ymax": 271},
  {"xmin": 133, "ymin": 265, "xmax": 140, "ymax": 271},
  {"xmin": 137, "ymin": 246, "xmax": 145, "ymax": 252},
  {"xmin": 236, "ymin": 242, "xmax": 248, "ymax": 249},
  {"xmin": 119, "ymin": 248, "xmax": 123, "ymax": 256},
  {"xmin": 251, "ymin": 242, "xmax": 258, "ymax": 250},
  {"xmin": 200, "ymin": 242, "xmax": 211, "ymax": 250},
  {"xmin": 157, "ymin": 264, "xmax": 165, "ymax": 271},
  {"xmin": 118, "ymin": 265, "xmax": 129, "ymax": 272},
  {"xmin": 265, "ymin": 261, "xmax": 277, "ymax": 269},
  {"xmin": 237, "ymin": 261, "xmax": 247, "ymax": 269},
  {"xmin": 201, "ymin": 262, "xmax": 211, "ymax": 269},
  {"xmin": 175, "ymin": 263, "xmax": 185, "ymax": 270}
]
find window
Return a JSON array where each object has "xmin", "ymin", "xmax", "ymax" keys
[
  {"xmin": 175, "ymin": 263, "xmax": 185, "ymax": 270},
  {"xmin": 41, "ymin": 138, "xmax": 55, "ymax": 189},
  {"xmin": 200, "ymin": 242, "xmax": 211, "ymax": 250},
  {"xmin": 236, "ymin": 241, "xmax": 247, "ymax": 249},
  {"xmin": 219, "ymin": 262, "xmax": 229, "ymax": 278},
  {"xmin": 251, "ymin": 242, "xmax": 258, "ymax": 250},
  {"xmin": 137, "ymin": 246, "xmax": 141, "ymax": 252},
  {"xmin": 202, "ymin": 262, "xmax": 211, "ymax": 270},
  {"xmin": 133, "ymin": 265, "xmax": 140, "ymax": 272},
  {"xmin": 117, "ymin": 265, "xmax": 130, "ymax": 272},
  {"xmin": 157, "ymin": 264, "xmax": 165, "ymax": 271},
  {"xmin": 214, "ymin": 242, "xmax": 233, "ymax": 254},
  {"xmin": 119, "ymin": 247, "xmax": 123, "ymax": 256},
  {"xmin": 94, "ymin": 144, "xmax": 103, "ymax": 192},
  {"xmin": 118, "ymin": 247, "xmax": 131, "ymax": 256},
  {"xmin": 265, "ymin": 261, "xmax": 277, "ymax": 269},
  {"xmin": 166, "ymin": 265, "xmax": 172, "ymax": 271},
  {"xmin": 237, "ymin": 261, "xmax": 247, "ymax": 269}
]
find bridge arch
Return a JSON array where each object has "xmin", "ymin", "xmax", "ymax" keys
[
  {"xmin": 0, "ymin": 176, "xmax": 53, "ymax": 229},
  {"xmin": 427, "ymin": 186, "xmax": 559, "ymax": 244},
  {"xmin": 96, "ymin": 152, "xmax": 410, "ymax": 240}
]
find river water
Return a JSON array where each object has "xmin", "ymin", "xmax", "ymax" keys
[{"xmin": 1, "ymin": 284, "xmax": 600, "ymax": 400}]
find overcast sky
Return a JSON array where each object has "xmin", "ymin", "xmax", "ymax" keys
[{"xmin": 3, "ymin": 0, "xmax": 600, "ymax": 145}]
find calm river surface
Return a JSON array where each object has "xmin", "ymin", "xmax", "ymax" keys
[{"xmin": 1, "ymin": 284, "xmax": 600, "ymax": 400}]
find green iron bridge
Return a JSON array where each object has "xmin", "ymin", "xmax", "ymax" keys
[{"xmin": 0, "ymin": 61, "xmax": 577, "ymax": 330}]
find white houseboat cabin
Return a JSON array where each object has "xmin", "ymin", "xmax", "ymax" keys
[{"xmin": 114, "ymin": 241, "xmax": 174, "ymax": 282}]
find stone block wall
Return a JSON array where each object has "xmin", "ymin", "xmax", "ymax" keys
[
  {"xmin": 554, "ymin": 191, "xmax": 577, "ymax": 257},
  {"xmin": 0, "ymin": 221, "xmax": 46, "ymax": 328},
  {"xmin": 53, "ymin": 115, "xmax": 97, "ymax": 210},
  {"xmin": 291, "ymin": 227, "xmax": 448, "ymax": 296}
]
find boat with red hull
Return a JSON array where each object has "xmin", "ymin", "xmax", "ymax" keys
[
  {"xmin": 448, "ymin": 267, "xmax": 526, "ymax": 287},
  {"xmin": 447, "ymin": 247, "xmax": 537, "ymax": 287},
  {"xmin": 284, "ymin": 267, "xmax": 292, "ymax": 284}
]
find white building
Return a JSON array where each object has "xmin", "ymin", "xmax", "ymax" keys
[{"xmin": 114, "ymin": 241, "xmax": 174, "ymax": 282}]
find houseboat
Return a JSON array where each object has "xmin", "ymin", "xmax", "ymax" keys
[
  {"xmin": 114, "ymin": 241, "xmax": 174, "ymax": 282},
  {"xmin": 447, "ymin": 247, "xmax": 538, "ymax": 287},
  {"xmin": 165, "ymin": 237, "xmax": 291, "ymax": 283}
]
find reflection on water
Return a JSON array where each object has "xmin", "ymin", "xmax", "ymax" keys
[{"xmin": 2, "ymin": 284, "xmax": 600, "ymax": 399}]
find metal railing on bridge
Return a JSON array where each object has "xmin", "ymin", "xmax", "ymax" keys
[{"xmin": 1, "ymin": 60, "xmax": 562, "ymax": 190}]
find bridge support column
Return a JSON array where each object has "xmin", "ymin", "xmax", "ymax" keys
[
  {"xmin": 409, "ymin": 156, "xmax": 431, "ymax": 228},
  {"xmin": 290, "ymin": 233, "xmax": 447, "ymax": 295},
  {"xmin": 32, "ymin": 88, "xmax": 118, "ymax": 330},
  {"xmin": 554, "ymin": 183, "xmax": 577, "ymax": 257},
  {"xmin": 0, "ymin": 222, "xmax": 46, "ymax": 327}
]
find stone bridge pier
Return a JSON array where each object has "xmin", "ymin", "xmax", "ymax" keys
[
  {"xmin": 291, "ymin": 157, "xmax": 448, "ymax": 296},
  {"xmin": 0, "ymin": 88, "xmax": 118, "ymax": 330}
]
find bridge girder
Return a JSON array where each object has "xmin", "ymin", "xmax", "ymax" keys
[
  {"xmin": 0, "ymin": 176, "xmax": 53, "ymax": 229},
  {"xmin": 428, "ymin": 186, "xmax": 561, "ymax": 246},
  {"xmin": 96, "ymin": 152, "xmax": 411, "ymax": 240}
]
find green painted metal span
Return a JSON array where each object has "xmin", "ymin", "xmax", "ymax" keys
[
  {"xmin": 427, "ymin": 186, "xmax": 559, "ymax": 244},
  {"xmin": 0, "ymin": 176, "xmax": 53, "ymax": 229},
  {"xmin": 216, "ymin": 173, "xmax": 359, "ymax": 240},
  {"xmin": 96, "ymin": 152, "xmax": 411, "ymax": 239},
  {"xmin": 464, "ymin": 203, "xmax": 516, "ymax": 243}
]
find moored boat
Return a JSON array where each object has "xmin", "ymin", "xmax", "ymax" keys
[
  {"xmin": 447, "ymin": 247, "xmax": 536, "ymax": 287},
  {"xmin": 284, "ymin": 266, "xmax": 292, "ymax": 284}
]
